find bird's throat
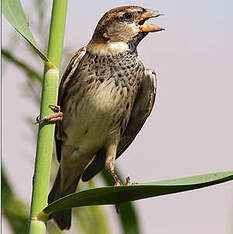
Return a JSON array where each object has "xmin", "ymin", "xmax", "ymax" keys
[{"xmin": 87, "ymin": 40, "xmax": 130, "ymax": 56}]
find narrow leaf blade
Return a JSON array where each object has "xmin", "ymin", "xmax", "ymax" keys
[
  {"xmin": 42, "ymin": 171, "xmax": 233, "ymax": 216},
  {"xmin": 2, "ymin": 0, "xmax": 48, "ymax": 62}
]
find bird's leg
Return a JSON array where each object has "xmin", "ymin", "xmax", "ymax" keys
[
  {"xmin": 110, "ymin": 168, "xmax": 121, "ymax": 214},
  {"xmin": 106, "ymin": 167, "xmax": 122, "ymax": 213},
  {"xmin": 105, "ymin": 141, "xmax": 122, "ymax": 186},
  {"xmin": 35, "ymin": 105, "xmax": 63, "ymax": 124},
  {"xmin": 109, "ymin": 168, "xmax": 122, "ymax": 186},
  {"xmin": 105, "ymin": 141, "xmax": 134, "ymax": 213}
]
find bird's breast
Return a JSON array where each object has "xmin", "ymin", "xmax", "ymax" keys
[{"xmin": 62, "ymin": 51, "xmax": 145, "ymax": 152}]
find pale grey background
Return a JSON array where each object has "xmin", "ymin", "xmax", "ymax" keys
[{"xmin": 3, "ymin": 0, "xmax": 233, "ymax": 233}]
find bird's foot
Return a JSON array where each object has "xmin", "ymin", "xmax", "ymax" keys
[
  {"xmin": 113, "ymin": 175, "xmax": 137, "ymax": 213},
  {"xmin": 35, "ymin": 105, "xmax": 63, "ymax": 124},
  {"xmin": 123, "ymin": 176, "xmax": 138, "ymax": 186}
]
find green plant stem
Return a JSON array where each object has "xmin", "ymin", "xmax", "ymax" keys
[
  {"xmin": 29, "ymin": 220, "xmax": 47, "ymax": 234},
  {"xmin": 47, "ymin": 0, "xmax": 68, "ymax": 69},
  {"xmin": 28, "ymin": 0, "xmax": 67, "ymax": 233},
  {"xmin": 29, "ymin": 68, "xmax": 59, "ymax": 217}
]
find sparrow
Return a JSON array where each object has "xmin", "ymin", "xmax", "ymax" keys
[{"xmin": 48, "ymin": 5, "xmax": 164, "ymax": 230}]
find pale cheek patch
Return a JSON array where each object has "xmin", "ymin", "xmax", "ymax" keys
[{"xmin": 129, "ymin": 23, "xmax": 140, "ymax": 35}]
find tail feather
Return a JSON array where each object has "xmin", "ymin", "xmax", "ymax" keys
[
  {"xmin": 50, "ymin": 207, "xmax": 72, "ymax": 230},
  {"xmin": 48, "ymin": 168, "xmax": 80, "ymax": 230}
]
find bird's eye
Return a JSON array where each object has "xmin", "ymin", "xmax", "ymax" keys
[{"xmin": 123, "ymin": 12, "xmax": 133, "ymax": 20}]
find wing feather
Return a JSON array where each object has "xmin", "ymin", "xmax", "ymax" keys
[
  {"xmin": 117, "ymin": 68, "xmax": 157, "ymax": 157},
  {"xmin": 56, "ymin": 47, "xmax": 86, "ymax": 162}
]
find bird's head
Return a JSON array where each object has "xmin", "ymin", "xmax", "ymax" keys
[{"xmin": 87, "ymin": 6, "xmax": 164, "ymax": 55}]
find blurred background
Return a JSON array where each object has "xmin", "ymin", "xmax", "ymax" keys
[{"xmin": 2, "ymin": 0, "xmax": 233, "ymax": 233}]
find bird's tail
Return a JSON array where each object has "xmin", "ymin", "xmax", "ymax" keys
[{"xmin": 48, "ymin": 168, "xmax": 80, "ymax": 230}]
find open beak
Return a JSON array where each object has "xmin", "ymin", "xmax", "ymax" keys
[{"xmin": 136, "ymin": 9, "xmax": 164, "ymax": 33}]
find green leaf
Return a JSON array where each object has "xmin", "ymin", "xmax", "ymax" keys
[
  {"xmin": 42, "ymin": 171, "xmax": 233, "ymax": 218},
  {"xmin": 2, "ymin": 0, "xmax": 48, "ymax": 62}
]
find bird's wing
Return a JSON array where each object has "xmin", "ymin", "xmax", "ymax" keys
[
  {"xmin": 56, "ymin": 47, "xmax": 86, "ymax": 162},
  {"xmin": 82, "ymin": 68, "xmax": 157, "ymax": 181},
  {"xmin": 58, "ymin": 47, "xmax": 86, "ymax": 106},
  {"xmin": 116, "ymin": 68, "xmax": 157, "ymax": 157}
]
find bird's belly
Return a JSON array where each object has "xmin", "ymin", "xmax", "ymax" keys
[{"xmin": 64, "ymin": 84, "xmax": 125, "ymax": 154}]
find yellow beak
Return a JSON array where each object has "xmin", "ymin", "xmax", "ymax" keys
[{"xmin": 136, "ymin": 9, "xmax": 164, "ymax": 33}]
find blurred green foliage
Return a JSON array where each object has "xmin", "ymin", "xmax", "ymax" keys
[{"xmin": 2, "ymin": 168, "xmax": 29, "ymax": 234}]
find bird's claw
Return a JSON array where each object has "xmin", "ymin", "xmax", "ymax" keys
[
  {"xmin": 48, "ymin": 105, "xmax": 61, "ymax": 112},
  {"xmin": 35, "ymin": 105, "xmax": 63, "ymax": 124},
  {"xmin": 125, "ymin": 176, "xmax": 131, "ymax": 185}
]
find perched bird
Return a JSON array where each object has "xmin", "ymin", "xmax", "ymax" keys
[{"xmin": 48, "ymin": 5, "xmax": 164, "ymax": 230}]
